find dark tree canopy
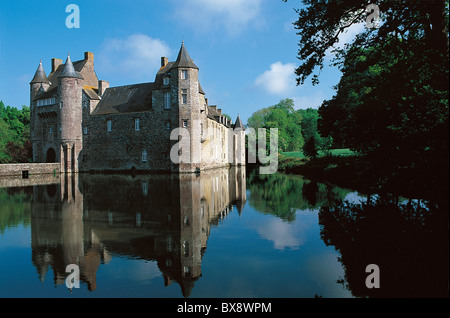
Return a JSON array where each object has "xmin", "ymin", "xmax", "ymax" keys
[
  {"xmin": 285, "ymin": 0, "xmax": 449, "ymax": 189},
  {"xmin": 285, "ymin": 0, "xmax": 449, "ymax": 85}
]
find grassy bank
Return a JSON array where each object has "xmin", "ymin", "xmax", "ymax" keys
[{"xmin": 282, "ymin": 148, "xmax": 355, "ymax": 158}]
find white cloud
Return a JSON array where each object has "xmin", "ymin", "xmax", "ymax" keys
[
  {"xmin": 253, "ymin": 217, "xmax": 305, "ymax": 250},
  {"xmin": 96, "ymin": 34, "xmax": 171, "ymax": 81},
  {"xmin": 173, "ymin": 0, "xmax": 263, "ymax": 35},
  {"xmin": 254, "ymin": 62, "xmax": 296, "ymax": 95}
]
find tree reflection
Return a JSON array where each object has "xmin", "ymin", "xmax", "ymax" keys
[
  {"xmin": 319, "ymin": 195, "xmax": 449, "ymax": 297},
  {"xmin": 246, "ymin": 168, "xmax": 352, "ymax": 222}
]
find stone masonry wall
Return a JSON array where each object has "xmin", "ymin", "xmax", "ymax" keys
[
  {"xmin": 0, "ymin": 163, "xmax": 60, "ymax": 177},
  {"xmin": 84, "ymin": 110, "xmax": 175, "ymax": 172}
]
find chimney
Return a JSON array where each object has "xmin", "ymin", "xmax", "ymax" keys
[
  {"xmin": 161, "ymin": 57, "xmax": 169, "ymax": 68},
  {"xmin": 98, "ymin": 80, "xmax": 109, "ymax": 96},
  {"xmin": 84, "ymin": 52, "xmax": 94, "ymax": 65},
  {"xmin": 51, "ymin": 58, "xmax": 63, "ymax": 73}
]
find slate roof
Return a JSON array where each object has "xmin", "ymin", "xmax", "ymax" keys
[
  {"xmin": 170, "ymin": 42, "xmax": 198, "ymax": 70},
  {"xmin": 30, "ymin": 60, "xmax": 50, "ymax": 84},
  {"xmin": 92, "ymin": 83, "xmax": 154, "ymax": 115},
  {"xmin": 83, "ymin": 88, "xmax": 100, "ymax": 100},
  {"xmin": 207, "ymin": 105, "xmax": 220, "ymax": 121},
  {"xmin": 34, "ymin": 86, "xmax": 57, "ymax": 100},
  {"xmin": 47, "ymin": 57, "xmax": 98, "ymax": 91},
  {"xmin": 234, "ymin": 114, "xmax": 245, "ymax": 130},
  {"xmin": 59, "ymin": 55, "xmax": 84, "ymax": 80}
]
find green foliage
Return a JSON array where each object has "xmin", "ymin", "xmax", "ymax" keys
[
  {"xmin": 303, "ymin": 136, "xmax": 318, "ymax": 158},
  {"xmin": 319, "ymin": 34, "xmax": 448, "ymax": 174},
  {"xmin": 288, "ymin": 0, "xmax": 449, "ymax": 182},
  {"xmin": 247, "ymin": 98, "xmax": 304, "ymax": 152},
  {"xmin": 297, "ymin": 108, "xmax": 334, "ymax": 152},
  {"xmin": 286, "ymin": 0, "xmax": 449, "ymax": 86},
  {"xmin": 0, "ymin": 100, "xmax": 32, "ymax": 163}
]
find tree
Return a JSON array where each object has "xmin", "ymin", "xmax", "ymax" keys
[
  {"xmin": 0, "ymin": 101, "xmax": 32, "ymax": 163},
  {"xmin": 303, "ymin": 136, "xmax": 318, "ymax": 158},
  {"xmin": 297, "ymin": 108, "xmax": 334, "ymax": 151},
  {"xmin": 247, "ymin": 98, "xmax": 304, "ymax": 152},
  {"xmin": 0, "ymin": 118, "xmax": 13, "ymax": 163},
  {"xmin": 285, "ymin": 0, "xmax": 448, "ymax": 86},
  {"xmin": 286, "ymin": 0, "xmax": 449, "ymax": 183}
]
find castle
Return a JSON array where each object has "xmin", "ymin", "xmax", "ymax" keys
[{"xmin": 29, "ymin": 42, "xmax": 245, "ymax": 173}]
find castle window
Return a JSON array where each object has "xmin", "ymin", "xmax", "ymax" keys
[
  {"xmin": 83, "ymin": 127, "xmax": 88, "ymax": 135},
  {"xmin": 163, "ymin": 77, "xmax": 170, "ymax": 85},
  {"xmin": 181, "ymin": 89, "xmax": 188, "ymax": 104},
  {"xmin": 165, "ymin": 122, "xmax": 171, "ymax": 130},
  {"xmin": 107, "ymin": 120, "xmax": 112, "ymax": 131},
  {"xmin": 183, "ymin": 266, "xmax": 191, "ymax": 277},
  {"xmin": 181, "ymin": 70, "xmax": 188, "ymax": 80},
  {"xmin": 142, "ymin": 149, "xmax": 147, "ymax": 162},
  {"xmin": 183, "ymin": 119, "xmax": 188, "ymax": 128},
  {"xmin": 183, "ymin": 241, "xmax": 189, "ymax": 257},
  {"xmin": 49, "ymin": 127, "xmax": 53, "ymax": 134},
  {"xmin": 164, "ymin": 92, "xmax": 171, "ymax": 109},
  {"xmin": 135, "ymin": 118, "xmax": 140, "ymax": 131},
  {"xmin": 37, "ymin": 97, "xmax": 56, "ymax": 107}
]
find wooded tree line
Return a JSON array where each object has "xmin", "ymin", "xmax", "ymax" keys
[
  {"xmin": 248, "ymin": 0, "xmax": 448, "ymax": 180},
  {"xmin": 246, "ymin": 98, "xmax": 333, "ymax": 156},
  {"xmin": 0, "ymin": 101, "xmax": 32, "ymax": 164}
]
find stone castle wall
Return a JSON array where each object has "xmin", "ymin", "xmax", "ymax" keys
[{"xmin": 0, "ymin": 163, "xmax": 60, "ymax": 178}]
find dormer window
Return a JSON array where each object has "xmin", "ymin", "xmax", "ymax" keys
[{"xmin": 163, "ymin": 77, "xmax": 170, "ymax": 85}]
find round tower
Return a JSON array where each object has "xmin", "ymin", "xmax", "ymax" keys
[
  {"xmin": 58, "ymin": 54, "xmax": 84, "ymax": 173},
  {"xmin": 30, "ymin": 60, "xmax": 50, "ymax": 162},
  {"xmin": 171, "ymin": 42, "xmax": 201, "ymax": 172}
]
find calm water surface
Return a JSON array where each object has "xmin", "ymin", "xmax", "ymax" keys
[{"xmin": 0, "ymin": 167, "xmax": 447, "ymax": 298}]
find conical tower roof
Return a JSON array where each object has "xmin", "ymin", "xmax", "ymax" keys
[
  {"xmin": 58, "ymin": 54, "xmax": 83, "ymax": 79},
  {"xmin": 234, "ymin": 113, "xmax": 245, "ymax": 130},
  {"xmin": 30, "ymin": 60, "xmax": 50, "ymax": 84},
  {"xmin": 171, "ymin": 41, "xmax": 198, "ymax": 70}
]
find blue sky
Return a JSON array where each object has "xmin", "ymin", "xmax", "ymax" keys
[{"xmin": 0, "ymin": 0, "xmax": 363, "ymax": 124}]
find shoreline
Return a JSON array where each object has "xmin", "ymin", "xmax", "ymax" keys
[{"xmin": 272, "ymin": 154, "xmax": 449, "ymax": 202}]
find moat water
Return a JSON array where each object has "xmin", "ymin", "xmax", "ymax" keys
[{"xmin": 0, "ymin": 167, "xmax": 448, "ymax": 298}]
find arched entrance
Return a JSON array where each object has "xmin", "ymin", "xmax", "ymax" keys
[{"xmin": 46, "ymin": 148, "xmax": 56, "ymax": 163}]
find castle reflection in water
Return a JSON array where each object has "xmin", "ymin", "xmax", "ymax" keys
[{"xmin": 30, "ymin": 167, "xmax": 246, "ymax": 297}]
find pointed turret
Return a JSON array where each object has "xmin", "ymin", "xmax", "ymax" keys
[
  {"xmin": 171, "ymin": 41, "xmax": 199, "ymax": 70},
  {"xmin": 30, "ymin": 60, "xmax": 50, "ymax": 84},
  {"xmin": 234, "ymin": 113, "xmax": 245, "ymax": 130},
  {"xmin": 59, "ymin": 54, "xmax": 83, "ymax": 79}
]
